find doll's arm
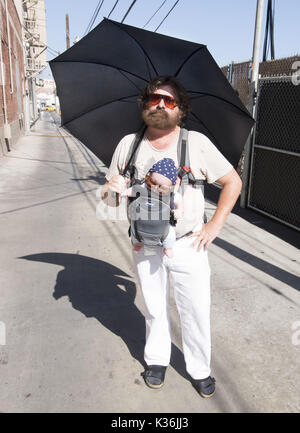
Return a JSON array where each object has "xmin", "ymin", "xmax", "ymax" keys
[{"xmin": 173, "ymin": 192, "xmax": 184, "ymax": 220}]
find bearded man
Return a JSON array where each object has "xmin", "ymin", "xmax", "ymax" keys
[{"xmin": 101, "ymin": 76, "xmax": 242, "ymax": 398}]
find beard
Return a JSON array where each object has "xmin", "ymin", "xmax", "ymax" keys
[{"xmin": 142, "ymin": 108, "xmax": 181, "ymax": 130}]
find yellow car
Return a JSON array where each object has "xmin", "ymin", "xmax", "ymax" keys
[{"xmin": 44, "ymin": 106, "xmax": 56, "ymax": 111}]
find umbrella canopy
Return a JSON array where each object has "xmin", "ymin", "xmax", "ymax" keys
[{"xmin": 50, "ymin": 18, "xmax": 254, "ymax": 168}]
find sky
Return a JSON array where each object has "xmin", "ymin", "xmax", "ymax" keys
[{"xmin": 42, "ymin": 0, "xmax": 300, "ymax": 78}]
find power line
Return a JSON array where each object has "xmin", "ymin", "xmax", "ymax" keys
[
  {"xmin": 47, "ymin": 47, "xmax": 59, "ymax": 57},
  {"xmin": 143, "ymin": 0, "xmax": 168, "ymax": 29},
  {"xmin": 263, "ymin": 0, "xmax": 275, "ymax": 61},
  {"xmin": 23, "ymin": 24, "xmax": 60, "ymax": 56},
  {"xmin": 83, "ymin": 0, "xmax": 105, "ymax": 36},
  {"xmin": 87, "ymin": 0, "xmax": 105, "ymax": 34},
  {"xmin": 154, "ymin": 0, "xmax": 180, "ymax": 32},
  {"xmin": 46, "ymin": 45, "xmax": 60, "ymax": 55},
  {"xmin": 83, "ymin": 1, "xmax": 101, "ymax": 36},
  {"xmin": 121, "ymin": 0, "xmax": 138, "ymax": 24},
  {"xmin": 107, "ymin": 0, "xmax": 120, "ymax": 19},
  {"xmin": 86, "ymin": 1, "xmax": 103, "ymax": 34}
]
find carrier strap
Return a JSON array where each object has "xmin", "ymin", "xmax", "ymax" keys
[
  {"xmin": 122, "ymin": 125, "xmax": 147, "ymax": 180},
  {"xmin": 177, "ymin": 128, "xmax": 205, "ymax": 188},
  {"xmin": 177, "ymin": 128, "xmax": 208, "ymax": 224}
]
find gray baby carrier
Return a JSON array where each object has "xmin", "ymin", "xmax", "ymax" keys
[
  {"xmin": 123, "ymin": 127, "xmax": 207, "ymax": 247},
  {"xmin": 127, "ymin": 184, "xmax": 174, "ymax": 246}
]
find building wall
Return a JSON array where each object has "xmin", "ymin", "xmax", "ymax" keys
[
  {"xmin": 0, "ymin": 0, "xmax": 25, "ymax": 157},
  {"xmin": 13, "ymin": 0, "xmax": 22, "ymax": 26},
  {"xmin": 36, "ymin": 78, "xmax": 55, "ymax": 107},
  {"xmin": 35, "ymin": 0, "xmax": 46, "ymax": 69},
  {"xmin": 23, "ymin": 0, "xmax": 47, "ymax": 127},
  {"xmin": 24, "ymin": 0, "xmax": 47, "ymax": 74}
]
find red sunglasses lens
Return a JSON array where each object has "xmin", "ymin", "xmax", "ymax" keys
[
  {"xmin": 148, "ymin": 94, "xmax": 177, "ymax": 109},
  {"xmin": 148, "ymin": 94, "xmax": 161, "ymax": 106},
  {"xmin": 164, "ymin": 97, "xmax": 177, "ymax": 109}
]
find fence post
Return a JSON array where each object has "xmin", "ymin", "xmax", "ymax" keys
[
  {"xmin": 227, "ymin": 61, "xmax": 234, "ymax": 84},
  {"xmin": 240, "ymin": 81, "xmax": 256, "ymax": 208},
  {"xmin": 240, "ymin": 0, "xmax": 265, "ymax": 208}
]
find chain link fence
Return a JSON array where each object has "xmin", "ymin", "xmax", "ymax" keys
[
  {"xmin": 221, "ymin": 61, "xmax": 251, "ymax": 107},
  {"xmin": 248, "ymin": 76, "xmax": 300, "ymax": 230},
  {"xmin": 221, "ymin": 55, "xmax": 300, "ymax": 230},
  {"xmin": 221, "ymin": 55, "xmax": 300, "ymax": 107}
]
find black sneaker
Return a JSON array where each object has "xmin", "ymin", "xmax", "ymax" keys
[
  {"xmin": 191, "ymin": 376, "xmax": 216, "ymax": 398},
  {"xmin": 141, "ymin": 365, "xmax": 167, "ymax": 389}
]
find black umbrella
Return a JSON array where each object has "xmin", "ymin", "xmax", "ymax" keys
[{"xmin": 50, "ymin": 18, "xmax": 254, "ymax": 168}]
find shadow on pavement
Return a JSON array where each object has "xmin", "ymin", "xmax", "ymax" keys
[
  {"xmin": 206, "ymin": 184, "xmax": 300, "ymax": 250},
  {"xmin": 70, "ymin": 175, "xmax": 107, "ymax": 185},
  {"xmin": 19, "ymin": 253, "xmax": 189, "ymax": 381},
  {"xmin": 214, "ymin": 237, "xmax": 300, "ymax": 292}
]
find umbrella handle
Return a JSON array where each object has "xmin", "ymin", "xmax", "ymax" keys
[
  {"xmin": 106, "ymin": 174, "xmax": 128, "ymax": 205},
  {"xmin": 111, "ymin": 191, "xmax": 121, "ymax": 206}
]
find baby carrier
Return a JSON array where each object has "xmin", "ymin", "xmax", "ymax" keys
[
  {"xmin": 122, "ymin": 127, "xmax": 207, "ymax": 247},
  {"xmin": 127, "ymin": 184, "xmax": 175, "ymax": 247}
]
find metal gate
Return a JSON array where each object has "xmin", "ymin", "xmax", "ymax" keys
[{"xmin": 248, "ymin": 76, "xmax": 300, "ymax": 231}]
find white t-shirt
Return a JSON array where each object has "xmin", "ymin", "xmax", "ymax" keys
[{"xmin": 106, "ymin": 130, "xmax": 233, "ymax": 237}]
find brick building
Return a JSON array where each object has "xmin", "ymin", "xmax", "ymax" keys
[
  {"xmin": 0, "ymin": 0, "xmax": 47, "ymax": 158},
  {"xmin": 0, "ymin": 0, "xmax": 25, "ymax": 156}
]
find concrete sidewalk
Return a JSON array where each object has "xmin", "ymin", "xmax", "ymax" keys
[{"xmin": 0, "ymin": 112, "xmax": 299, "ymax": 413}]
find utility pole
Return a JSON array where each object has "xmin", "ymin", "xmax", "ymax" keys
[
  {"xmin": 250, "ymin": 0, "xmax": 265, "ymax": 94},
  {"xmin": 240, "ymin": 0, "xmax": 265, "ymax": 208},
  {"xmin": 66, "ymin": 14, "xmax": 70, "ymax": 49}
]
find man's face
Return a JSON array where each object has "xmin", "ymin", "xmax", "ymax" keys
[{"xmin": 142, "ymin": 85, "xmax": 182, "ymax": 130}]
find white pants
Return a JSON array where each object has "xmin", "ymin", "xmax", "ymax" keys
[{"xmin": 132, "ymin": 233, "xmax": 211, "ymax": 380}]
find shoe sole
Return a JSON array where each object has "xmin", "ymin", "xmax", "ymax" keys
[
  {"xmin": 144, "ymin": 379, "xmax": 164, "ymax": 389},
  {"xmin": 199, "ymin": 389, "xmax": 215, "ymax": 398}
]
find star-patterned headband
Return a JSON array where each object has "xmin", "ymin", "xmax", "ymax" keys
[{"xmin": 148, "ymin": 158, "xmax": 178, "ymax": 185}]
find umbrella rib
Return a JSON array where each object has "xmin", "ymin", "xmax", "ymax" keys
[
  {"xmin": 53, "ymin": 59, "xmax": 149, "ymax": 84},
  {"xmin": 117, "ymin": 69, "xmax": 144, "ymax": 92},
  {"xmin": 61, "ymin": 94, "xmax": 139, "ymax": 127},
  {"xmin": 189, "ymin": 91, "xmax": 254, "ymax": 119},
  {"xmin": 174, "ymin": 46, "xmax": 206, "ymax": 77},
  {"xmin": 107, "ymin": 19, "xmax": 158, "ymax": 78}
]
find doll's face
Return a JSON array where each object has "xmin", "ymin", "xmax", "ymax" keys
[{"xmin": 145, "ymin": 172, "xmax": 174, "ymax": 194}]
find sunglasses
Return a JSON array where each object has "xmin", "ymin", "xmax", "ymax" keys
[{"xmin": 147, "ymin": 93, "xmax": 178, "ymax": 109}]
